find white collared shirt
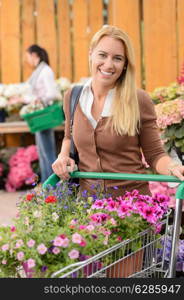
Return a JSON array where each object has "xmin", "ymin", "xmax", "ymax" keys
[
  {"xmin": 79, "ymin": 78, "xmax": 115, "ymax": 128},
  {"xmin": 26, "ymin": 61, "xmax": 61, "ymax": 104}
]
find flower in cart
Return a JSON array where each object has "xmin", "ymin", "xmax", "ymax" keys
[
  {"xmin": 0, "ymin": 180, "xmax": 170, "ymax": 278},
  {"xmin": 87, "ymin": 190, "xmax": 169, "ymax": 239},
  {"xmin": 157, "ymin": 236, "xmax": 184, "ymax": 272}
]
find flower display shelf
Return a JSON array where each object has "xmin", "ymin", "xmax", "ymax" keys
[{"xmin": 44, "ymin": 172, "xmax": 184, "ymax": 278}]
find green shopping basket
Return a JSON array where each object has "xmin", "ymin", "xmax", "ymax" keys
[
  {"xmin": 43, "ymin": 171, "xmax": 184, "ymax": 278},
  {"xmin": 22, "ymin": 102, "xmax": 65, "ymax": 133}
]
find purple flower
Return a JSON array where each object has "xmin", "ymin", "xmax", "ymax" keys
[
  {"xmin": 79, "ymin": 253, "xmax": 89, "ymax": 261},
  {"xmin": 91, "ymin": 234, "xmax": 97, "ymax": 239},
  {"xmin": 82, "ymin": 190, "xmax": 88, "ymax": 197},
  {"xmin": 157, "ymin": 236, "xmax": 184, "ymax": 271},
  {"xmin": 92, "ymin": 194, "xmax": 98, "ymax": 201},
  {"xmin": 48, "ymin": 245, "xmax": 55, "ymax": 253},
  {"xmin": 41, "ymin": 265, "xmax": 48, "ymax": 272}
]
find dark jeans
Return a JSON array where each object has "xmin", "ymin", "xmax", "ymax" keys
[{"xmin": 35, "ymin": 129, "xmax": 56, "ymax": 183}]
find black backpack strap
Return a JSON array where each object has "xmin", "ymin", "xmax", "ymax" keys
[
  {"xmin": 69, "ymin": 85, "xmax": 83, "ymax": 163},
  {"xmin": 70, "ymin": 85, "xmax": 83, "ymax": 126}
]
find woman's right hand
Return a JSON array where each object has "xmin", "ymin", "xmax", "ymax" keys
[{"xmin": 52, "ymin": 155, "xmax": 76, "ymax": 180}]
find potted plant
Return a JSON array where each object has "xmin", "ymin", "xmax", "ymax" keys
[
  {"xmin": 154, "ymin": 99, "xmax": 184, "ymax": 156},
  {"xmin": 0, "ymin": 180, "xmax": 170, "ymax": 278}
]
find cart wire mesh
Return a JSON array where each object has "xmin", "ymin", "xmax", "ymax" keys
[{"xmin": 51, "ymin": 211, "xmax": 171, "ymax": 278}]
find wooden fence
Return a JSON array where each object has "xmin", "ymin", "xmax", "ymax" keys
[{"xmin": 0, "ymin": 0, "xmax": 184, "ymax": 92}]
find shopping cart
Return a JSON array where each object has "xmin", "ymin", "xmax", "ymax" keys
[{"xmin": 43, "ymin": 172, "xmax": 184, "ymax": 278}]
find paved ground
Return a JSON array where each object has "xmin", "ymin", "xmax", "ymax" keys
[{"xmin": 0, "ymin": 190, "xmax": 22, "ymax": 225}]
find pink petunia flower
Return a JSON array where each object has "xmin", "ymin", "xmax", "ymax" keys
[
  {"xmin": 72, "ymin": 233, "xmax": 83, "ymax": 244},
  {"xmin": 10, "ymin": 226, "xmax": 16, "ymax": 232},
  {"xmin": 37, "ymin": 244, "xmax": 47, "ymax": 255},
  {"xmin": 53, "ymin": 236, "xmax": 69, "ymax": 248},
  {"xmin": 86, "ymin": 224, "xmax": 95, "ymax": 232},
  {"xmin": 79, "ymin": 225, "xmax": 86, "ymax": 230},
  {"xmin": 27, "ymin": 258, "xmax": 36, "ymax": 269},
  {"xmin": 68, "ymin": 249, "xmax": 79, "ymax": 259},
  {"xmin": 27, "ymin": 239, "xmax": 35, "ymax": 248},
  {"xmin": 15, "ymin": 239, "xmax": 24, "ymax": 248},
  {"xmin": 17, "ymin": 251, "xmax": 24, "ymax": 261},
  {"xmin": 2, "ymin": 259, "xmax": 7, "ymax": 265},
  {"xmin": 2, "ymin": 244, "xmax": 9, "ymax": 251},
  {"xmin": 91, "ymin": 199, "xmax": 105, "ymax": 209},
  {"xmin": 52, "ymin": 247, "xmax": 60, "ymax": 255},
  {"xmin": 70, "ymin": 219, "xmax": 78, "ymax": 226}
]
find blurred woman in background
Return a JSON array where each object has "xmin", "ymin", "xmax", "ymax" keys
[{"xmin": 25, "ymin": 44, "xmax": 61, "ymax": 182}]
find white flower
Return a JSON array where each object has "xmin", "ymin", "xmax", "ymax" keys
[
  {"xmin": 33, "ymin": 210, "xmax": 42, "ymax": 218},
  {"xmin": 52, "ymin": 212, "xmax": 59, "ymax": 221},
  {"xmin": 19, "ymin": 101, "xmax": 45, "ymax": 115},
  {"xmin": 3, "ymin": 83, "xmax": 31, "ymax": 98},
  {"xmin": 56, "ymin": 77, "xmax": 71, "ymax": 91},
  {"xmin": 24, "ymin": 216, "xmax": 29, "ymax": 226},
  {"xmin": 0, "ymin": 96, "xmax": 8, "ymax": 109}
]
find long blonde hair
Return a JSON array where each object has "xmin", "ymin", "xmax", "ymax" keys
[{"xmin": 89, "ymin": 25, "xmax": 140, "ymax": 136}]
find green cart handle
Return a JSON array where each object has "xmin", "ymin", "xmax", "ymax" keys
[{"xmin": 42, "ymin": 171, "xmax": 184, "ymax": 199}]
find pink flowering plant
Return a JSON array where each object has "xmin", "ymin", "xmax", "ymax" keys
[
  {"xmin": 150, "ymin": 82, "xmax": 184, "ymax": 104},
  {"xmin": 155, "ymin": 99, "xmax": 184, "ymax": 153},
  {"xmin": 151, "ymin": 84, "xmax": 184, "ymax": 153},
  {"xmin": 0, "ymin": 179, "xmax": 170, "ymax": 278},
  {"xmin": 150, "ymin": 63, "xmax": 184, "ymax": 153},
  {"xmin": 0, "ymin": 145, "xmax": 39, "ymax": 191}
]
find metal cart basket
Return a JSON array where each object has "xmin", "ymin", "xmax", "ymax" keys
[{"xmin": 43, "ymin": 171, "xmax": 184, "ymax": 278}]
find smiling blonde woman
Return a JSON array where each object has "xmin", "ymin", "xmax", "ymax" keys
[{"xmin": 52, "ymin": 25, "xmax": 184, "ymax": 196}]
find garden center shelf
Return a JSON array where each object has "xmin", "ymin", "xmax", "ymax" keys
[
  {"xmin": 43, "ymin": 172, "xmax": 184, "ymax": 278},
  {"xmin": 0, "ymin": 121, "xmax": 64, "ymax": 134}
]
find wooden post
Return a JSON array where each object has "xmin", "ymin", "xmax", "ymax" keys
[
  {"xmin": 0, "ymin": 0, "xmax": 20, "ymax": 83},
  {"xmin": 143, "ymin": 0, "xmax": 177, "ymax": 92}
]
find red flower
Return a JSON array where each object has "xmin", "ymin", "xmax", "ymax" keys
[
  {"xmin": 69, "ymin": 225, "xmax": 75, "ymax": 229},
  {"xmin": 10, "ymin": 226, "xmax": 16, "ymax": 232},
  {"xmin": 45, "ymin": 196, "xmax": 57, "ymax": 203},
  {"xmin": 26, "ymin": 194, "xmax": 35, "ymax": 201},
  {"xmin": 59, "ymin": 234, "xmax": 66, "ymax": 239},
  {"xmin": 79, "ymin": 240, "xmax": 87, "ymax": 247}
]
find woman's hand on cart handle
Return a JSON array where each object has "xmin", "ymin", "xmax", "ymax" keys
[
  {"xmin": 52, "ymin": 155, "xmax": 76, "ymax": 180},
  {"xmin": 167, "ymin": 161, "xmax": 184, "ymax": 181}
]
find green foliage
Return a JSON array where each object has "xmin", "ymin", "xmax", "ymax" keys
[{"xmin": 162, "ymin": 120, "xmax": 184, "ymax": 152}]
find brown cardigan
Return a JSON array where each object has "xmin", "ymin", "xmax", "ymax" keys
[{"xmin": 63, "ymin": 88, "xmax": 167, "ymax": 196}]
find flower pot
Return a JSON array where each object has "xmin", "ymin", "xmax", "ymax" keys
[{"xmin": 106, "ymin": 249, "xmax": 143, "ymax": 278}]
